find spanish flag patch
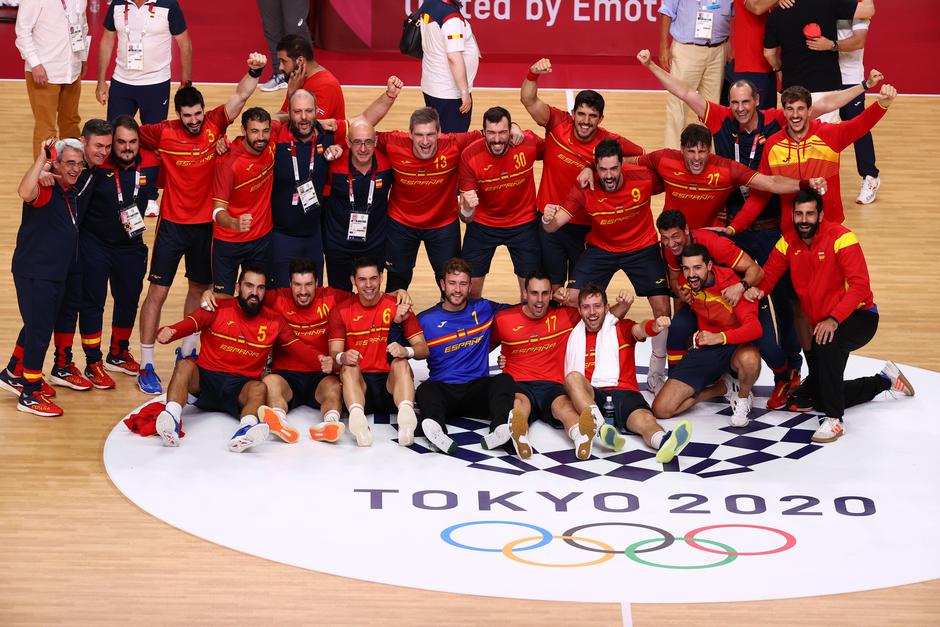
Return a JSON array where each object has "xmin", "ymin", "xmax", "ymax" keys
[
  {"xmin": 376, "ymin": 180, "xmax": 383, "ymax": 189},
  {"xmin": 317, "ymin": 145, "xmax": 324, "ymax": 154},
  {"xmin": 139, "ymin": 175, "xmax": 148, "ymax": 186}
]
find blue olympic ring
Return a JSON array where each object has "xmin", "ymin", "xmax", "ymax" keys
[{"xmin": 440, "ymin": 520, "xmax": 553, "ymax": 553}]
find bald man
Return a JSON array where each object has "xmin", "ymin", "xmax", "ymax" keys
[
  {"xmin": 324, "ymin": 119, "xmax": 394, "ymax": 291},
  {"xmin": 269, "ymin": 77, "xmax": 403, "ymax": 286}
]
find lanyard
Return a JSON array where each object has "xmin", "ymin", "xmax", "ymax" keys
[
  {"xmin": 290, "ymin": 141, "xmax": 316, "ymax": 184},
  {"xmin": 348, "ymin": 156, "xmax": 377, "ymax": 212},
  {"xmin": 124, "ymin": 2, "xmax": 156, "ymax": 42},
  {"xmin": 58, "ymin": 0, "xmax": 72, "ymax": 14},
  {"xmin": 734, "ymin": 131, "xmax": 759, "ymax": 169},
  {"xmin": 63, "ymin": 191, "xmax": 76, "ymax": 229},
  {"xmin": 114, "ymin": 168, "xmax": 141, "ymax": 206}
]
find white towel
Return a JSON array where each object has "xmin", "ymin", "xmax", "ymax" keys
[{"xmin": 565, "ymin": 312, "xmax": 621, "ymax": 389}]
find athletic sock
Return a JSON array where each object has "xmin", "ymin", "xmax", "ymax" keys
[
  {"xmin": 589, "ymin": 404, "xmax": 605, "ymax": 428},
  {"xmin": 567, "ymin": 424, "xmax": 580, "ymax": 440},
  {"xmin": 651, "ymin": 430, "xmax": 666, "ymax": 450},
  {"xmin": 140, "ymin": 344, "xmax": 155, "ymax": 367},
  {"xmin": 180, "ymin": 333, "xmax": 198, "ymax": 357},
  {"xmin": 165, "ymin": 401, "xmax": 183, "ymax": 421},
  {"xmin": 240, "ymin": 414, "xmax": 259, "ymax": 427},
  {"xmin": 323, "ymin": 409, "xmax": 341, "ymax": 422},
  {"xmin": 650, "ymin": 332, "xmax": 668, "ymax": 371}
]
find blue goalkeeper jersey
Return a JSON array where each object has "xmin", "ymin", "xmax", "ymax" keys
[{"xmin": 417, "ymin": 298, "xmax": 508, "ymax": 384}]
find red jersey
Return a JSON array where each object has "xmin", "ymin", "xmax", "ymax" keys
[
  {"xmin": 732, "ymin": 102, "xmax": 889, "ymax": 236},
  {"xmin": 537, "ymin": 106, "xmax": 644, "ymax": 225},
  {"xmin": 663, "ymin": 228, "xmax": 745, "ymax": 273},
  {"xmin": 139, "ymin": 104, "xmax": 231, "ymax": 224},
  {"xmin": 637, "ymin": 149, "xmax": 758, "ymax": 229},
  {"xmin": 492, "ymin": 305, "xmax": 580, "ymax": 384},
  {"xmin": 165, "ymin": 299, "xmax": 313, "ymax": 378},
  {"xmin": 266, "ymin": 286, "xmax": 353, "ymax": 371},
  {"xmin": 678, "ymin": 265, "xmax": 761, "ymax": 345},
  {"xmin": 457, "ymin": 131, "xmax": 545, "ymax": 228},
  {"xmin": 327, "ymin": 293, "xmax": 423, "ymax": 374},
  {"xmin": 280, "ymin": 68, "xmax": 346, "ymax": 120},
  {"xmin": 561, "ymin": 165, "xmax": 661, "ymax": 253},
  {"xmin": 378, "ymin": 130, "xmax": 479, "ymax": 230},
  {"xmin": 732, "ymin": 0, "xmax": 773, "ymax": 73},
  {"xmin": 582, "ymin": 319, "xmax": 643, "ymax": 392},
  {"xmin": 211, "ymin": 130, "xmax": 277, "ymax": 243},
  {"xmin": 758, "ymin": 221, "xmax": 874, "ymax": 326}
]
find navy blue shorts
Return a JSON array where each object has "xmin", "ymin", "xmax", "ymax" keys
[
  {"xmin": 107, "ymin": 78, "xmax": 171, "ymax": 125},
  {"xmin": 272, "ymin": 369, "xmax": 329, "ymax": 410},
  {"xmin": 363, "ymin": 371, "xmax": 396, "ymax": 415},
  {"xmin": 148, "ymin": 219, "xmax": 213, "ymax": 286},
  {"xmin": 667, "ymin": 344, "xmax": 739, "ymax": 396},
  {"xmin": 591, "ymin": 388, "xmax": 650, "ymax": 433},
  {"xmin": 538, "ymin": 222, "xmax": 589, "ymax": 287},
  {"xmin": 385, "ymin": 217, "xmax": 460, "ymax": 278},
  {"xmin": 211, "ymin": 233, "xmax": 273, "ymax": 295},
  {"xmin": 271, "ymin": 229, "xmax": 324, "ymax": 288},
  {"xmin": 516, "ymin": 380, "xmax": 567, "ymax": 424},
  {"xmin": 461, "ymin": 219, "xmax": 541, "ymax": 278},
  {"xmin": 194, "ymin": 366, "xmax": 252, "ymax": 418},
  {"xmin": 571, "ymin": 244, "xmax": 670, "ymax": 296}
]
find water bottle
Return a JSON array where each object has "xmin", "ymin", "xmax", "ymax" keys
[{"xmin": 602, "ymin": 395, "xmax": 615, "ymax": 423}]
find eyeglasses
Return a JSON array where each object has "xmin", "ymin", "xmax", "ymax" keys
[
  {"xmin": 60, "ymin": 160, "xmax": 86, "ymax": 169},
  {"xmin": 350, "ymin": 139, "xmax": 376, "ymax": 148}
]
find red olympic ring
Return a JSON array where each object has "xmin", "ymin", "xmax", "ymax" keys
[{"xmin": 684, "ymin": 524, "xmax": 797, "ymax": 556}]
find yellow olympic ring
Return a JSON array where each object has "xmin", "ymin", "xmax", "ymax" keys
[{"xmin": 502, "ymin": 535, "xmax": 616, "ymax": 568}]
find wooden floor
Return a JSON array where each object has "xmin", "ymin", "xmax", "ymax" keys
[{"xmin": 0, "ymin": 81, "xmax": 938, "ymax": 625}]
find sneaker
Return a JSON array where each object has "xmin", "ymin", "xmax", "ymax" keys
[
  {"xmin": 481, "ymin": 423, "xmax": 511, "ymax": 450},
  {"xmin": 17, "ymin": 392, "xmax": 63, "ymax": 417},
  {"xmin": 508, "ymin": 408, "xmax": 532, "ymax": 459},
  {"xmin": 422, "ymin": 418, "xmax": 457, "ymax": 454},
  {"xmin": 729, "ymin": 392, "xmax": 753, "ymax": 427},
  {"xmin": 175, "ymin": 347, "xmax": 198, "ymax": 362},
  {"xmin": 397, "ymin": 403, "xmax": 418, "ymax": 447},
  {"xmin": 145, "ymin": 198, "xmax": 160, "ymax": 217},
  {"xmin": 787, "ymin": 393, "xmax": 815, "ymax": 413},
  {"xmin": 50, "ymin": 363, "xmax": 93, "ymax": 391},
  {"xmin": 598, "ymin": 423, "xmax": 626, "ymax": 452},
  {"xmin": 719, "ymin": 373, "xmax": 739, "ymax": 404},
  {"xmin": 812, "ymin": 416, "xmax": 844, "ymax": 443},
  {"xmin": 105, "ymin": 350, "xmax": 140, "ymax": 376},
  {"xmin": 0, "ymin": 369, "xmax": 24, "ymax": 396},
  {"xmin": 574, "ymin": 407, "xmax": 597, "ymax": 460},
  {"xmin": 767, "ymin": 379, "xmax": 790, "ymax": 410},
  {"xmin": 40, "ymin": 378, "xmax": 56, "ymax": 397},
  {"xmin": 84, "ymin": 361, "xmax": 116, "ymax": 390},
  {"xmin": 880, "ymin": 360, "xmax": 915, "ymax": 397},
  {"xmin": 229, "ymin": 421, "xmax": 270, "ymax": 452},
  {"xmin": 856, "ymin": 175, "xmax": 880, "ymax": 205},
  {"xmin": 788, "ymin": 368, "xmax": 802, "ymax": 391},
  {"xmin": 155, "ymin": 410, "xmax": 181, "ymax": 447},
  {"xmin": 259, "ymin": 405, "xmax": 299, "ymax": 443},
  {"xmin": 137, "ymin": 363, "xmax": 163, "ymax": 395},
  {"xmin": 655, "ymin": 419, "xmax": 693, "ymax": 463},
  {"xmin": 259, "ymin": 73, "xmax": 287, "ymax": 92},
  {"xmin": 646, "ymin": 370, "xmax": 666, "ymax": 396},
  {"xmin": 348, "ymin": 407, "xmax": 373, "ymax": 447},
  {"xmin": 310, "ymin": 420, "xmax": 345, "ymax": 442}
]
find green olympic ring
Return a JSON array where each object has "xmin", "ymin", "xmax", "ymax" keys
[{"xmin": 624, "ymin": 537, "xmax": 738, "ymax": 570}]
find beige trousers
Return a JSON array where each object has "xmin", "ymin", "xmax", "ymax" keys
[{"xmin": 664, "ymin": 41, "xmax": 729, "ymax": 149}]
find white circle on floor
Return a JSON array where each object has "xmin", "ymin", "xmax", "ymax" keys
[{"xmin": 104, "ymin": 351, "xmax": 940, "ymax": 603}]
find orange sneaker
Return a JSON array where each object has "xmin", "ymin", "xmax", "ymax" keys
[
  {"xmin": 17, "ymin": 392, "xmax": 64, "ymax": 417},
  {"xmin": 310, "ymin": 420, "xmax": 345, "ymax": 442},
  {"xmin": 84, "ymin": 361, "xmax": 116, "ymax": 389},
  {"xmin": 767, "ymin": 379, "xmax": 790, "ymax": 410},
  {"xmin": 259, "ymin": 405, "xmax": 299, "ymax": 443},
  {"xmin": 50, "ymin": 363, "xmax": 92, "ymax": 391}
]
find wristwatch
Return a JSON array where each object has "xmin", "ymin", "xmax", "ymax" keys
[{"xmin": 740, "ymin": 280, "xmax": 750, "ymax": 290}]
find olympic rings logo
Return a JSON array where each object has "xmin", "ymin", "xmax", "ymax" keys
[{"xmin": 440, "ymin": 521, "xmax": 797, "ymax": 569}]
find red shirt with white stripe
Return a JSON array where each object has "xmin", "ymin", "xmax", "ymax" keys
[
  {"xmin": 266, "ymin": 286, "xmax": 353, "ymax": 372},
  {"xmin": 211, "ymin": 131, "xmax": 277, "ymax": 243},
  {"xmin": 327, "ymin": 293, "xmax": 423, "ymax": 374},
  {"xmin": 492, "ymin": 305, "xmax": 581, "ymax": 384},
  {"xmin": 582, "ymin": 319, "xmax": 644, "ymax": 392}
]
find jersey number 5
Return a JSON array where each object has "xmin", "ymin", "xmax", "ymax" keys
[{"xmin": 257, "ymin": 325, "xmax": 267, "ymax": 342}]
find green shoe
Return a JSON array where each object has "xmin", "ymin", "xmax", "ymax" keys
[
  {"xmin": 655, "ymin": 419, "xmax": 693, "ymax": 463},
  {"xmin": 598, "ymin": 423, "xmax": 626, "ymax": 452}
]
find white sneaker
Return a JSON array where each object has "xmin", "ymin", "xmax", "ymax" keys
[
  {"xmin": 508, "ymin": 408, "xmax": 532, "ymax": 459},
  {"xmin": 720, "ymin": 373, "xmax": 739, "ymax": 404},
  {"xmin": 348, "ymin": 407, "xmax": 373, "ymax": 447},
  {"xmin": 155, "ymin": 410, "xmax": 180, "ymax": 447},
  {"xmin": 481, "ymin": 423, "xmax": 511, "ymax": 450},
  {"xmin": 646, "ymin": 370, "xmax": 666, "ymax": 396},
  {"xmin": 573, "ymin": 407, "xmax": 597, "ymax": 460},
  {"xmin": 145, "ymin": 199, "xmax": 160, "ymax": 217},
  {"xmin": 397, "ymin": 403, "xmax": 418, "ymax": 447},
  {"xmin": 729, "ymin": 393, "xmax": 753, "ymax": 427},
  {"xmin": 856, "ymin": 175, "xmax": 880, "ymax": 204},
  {"xmin": 259, "ymin": 73, "xmax": 287, "ymax": 92},
  {"xmin": 812, "ymin": 417, "xmax": 844, "ymax": 443},
  {"xmin": 228, "ymin": 422, "xmax": 270, "ymax": 453},
  {"xmin": 880, "ymin": 360, "xmax": 915, "ymax": 396},
  {"xmin": 422, "ymin": 418, "xmax": 456, "ymax": 454}
]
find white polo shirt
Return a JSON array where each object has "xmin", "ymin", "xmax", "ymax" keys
[
  {"xmin": 837, "ymin": 19, "xmax": 869, "ymax": 85},
  {"xmin": 419, "ymin": 0, "xmax": 480, "ymax": 100},
  {"xmin": 104, "ymin": 0, "xmax": 187, "ymax": 86},
  {"xmin": 15, "ymin": 0, "xmax": 89, "ymax": 84}
]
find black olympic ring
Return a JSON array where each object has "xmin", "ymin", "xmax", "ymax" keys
[{"xmin": 562, "ymin": 522, "xmax": 676, "ymax": 555}]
